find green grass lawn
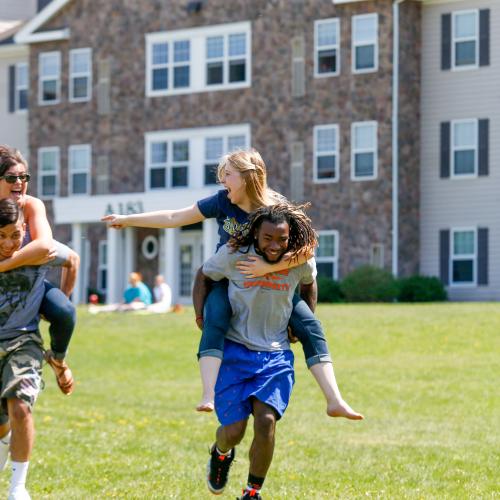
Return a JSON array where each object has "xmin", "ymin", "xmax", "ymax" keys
[{"xmin": 0, "ymin": 303, "xmax": 498, "ymax": 499}]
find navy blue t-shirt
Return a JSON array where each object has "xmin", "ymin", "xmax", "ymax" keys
[{"xmin": 197, "ymin": 190, "xmax": 250, "ymax": 250}]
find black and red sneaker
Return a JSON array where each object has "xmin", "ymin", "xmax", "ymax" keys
[
  {"xmin": 206, "ymin": 444, "xmax": 235, "ymax": 495},
  {"xmin": 238, "ymin": 488, "xmax": 263, "ymax": 499}
]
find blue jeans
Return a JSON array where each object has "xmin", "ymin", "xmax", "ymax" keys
[
  {"xmin": 39, "ymin": 281, "xmax": 76, "ymax": 360},
  {"xmin": 198, "ymin": 282, "xmax": 332, "ymax": 367}
]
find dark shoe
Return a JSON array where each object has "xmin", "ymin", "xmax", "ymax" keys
[
  {"xmin": 206, "ymin": 444, "xmax": 235, "ymax": 495},
  {"xmin": 238, "ymin": 488, "xmax": 263, "ymax": 499}
]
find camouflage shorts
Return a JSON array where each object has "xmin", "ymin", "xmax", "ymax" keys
[{"xmin": 0, "ymin": 333, "xmax": 44, "ymax": 424}]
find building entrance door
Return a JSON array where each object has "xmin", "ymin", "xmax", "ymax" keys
[{"xmin": 178, "ymin": 231, "xmax": 203, "ymax": 300}]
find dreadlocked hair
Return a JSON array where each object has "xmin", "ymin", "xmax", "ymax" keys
[{"xmin": 229, "ymin": 202, "xmax": 318, "ymax": 264}]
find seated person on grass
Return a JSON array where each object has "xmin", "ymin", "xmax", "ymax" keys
[
  {"xmin": 0, "ymin": 198, "xmax": 78, "ymax": 500},
  {"xmin": 193, "ymin": 202, "xmax": 363, "ymax": 500}
]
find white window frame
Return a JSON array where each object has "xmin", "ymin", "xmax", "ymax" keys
[
  {"xmin": 69, "ymin": 48, "xmax": 92, "ymax": 102},
  {"xmin": 452, "ymin": 9, "xmax": 479, "ymax": 70},
  {"xmin": 146, "ymin": 22, "xmax": 251, "ymax": 96},
  {"xmin": 352, "ymin": 13, "xmax": 378, "ymax": 74},
  {"xmin": 315, "ymin": 230, "xmax": 339, "ymax": 280},
  {"xmin": 313, "ymin": 124, "xmax": 339, "ymax": 184},
  {"xmin": 38, "ymin": 51, "xmax": 61, "ymax": 105},
  {"xmin": 204, "ymin": 134, "xmax": 247, "ymax": 186},
  {"xmin": 351, "ymin": 121, "xmax": 378, "ymax": 181},
  {"xmin": 450, "ymin": 227, "xmax": 477, "ymax": 286},
  {"xmin": 15, "ymin": 62, "xmax": 28, "ymax": 112},
  {"xmin": 451, "ymin": 118, "xmax": 478, "ymax": 179},
  {"xmin": 145, "ymin": 124, "xmax": 251, "ymax": 191},
  {"xmin": 97, "ymin": 240, "xmax": 108, "ymax": 292},
  {"xmin": 314, "ymin": 18, "xmax": 340, "ymax": 78},
  {"xmin": 37, "ymin": 146, "xmax": 60, "ymax": 199},
  {"xmin": 68, "ymin": 144, "xmax": 91, "ymax": 196}
]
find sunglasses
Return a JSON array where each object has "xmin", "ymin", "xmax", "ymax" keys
[{"xmin": 0, "ymin": 173, "xmax": 31, "ymax": 183}]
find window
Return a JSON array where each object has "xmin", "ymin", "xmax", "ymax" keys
[
  {"xmin": 352, "ymin": 14, "xmax": 378, "ymax": 73},
  {"xmin": 70, "ymin": 48, "xmax": 92, "ymax": 102},
  {"xmin": 145, "ymin": 124, "xmax": 250, "ymax": 190},
  {"xmin": 146, "ymin": 22, "xmax": 250, "ymax": 96},
  {"xmin": 314, "ymin": 18, "xmax": 340, "ymax": 77},
  {"xmin": 206, "ymin": 33, "xmax": 247, "ymax": 86},
  {"xmin": 16, "ymin": 63, "xmax": 28, "ymax": 111},
  {"xmin": 451, "ymin": 229, "xmax": 476, "ymax": 285},
  {"xmin": 68, "ymin": 145, "xmax": 91, "ymax": 195},
  {"xmin": 97, "ymin": 240, "xmax": 107, "ymax": 292},
  {"xmin": 39, "ymin": 52, "xmax": 60, "ymax": 104},
  {"xmin": 315, "ymin": 231, "xmax": 339, "ymax": 279},
  {"xmin": 351, "ymin": 121, "xmax": 377, "ymax": 180},
  {"xmin": 314, "ymin": 125, "xmax": 338, "ymax": 183},
  {"xmin": 451, "ymin": 119, "xmax": 477, "ymax": 177},
  {"xmin": 149, "ymin": 39, "xmax": 190, "ymax": 92},
  {"xmin": 38, "ymin": 147, "xmax": 59, "ymax": 198},
  {"xmin": 453, "ymin": 10, "xmax": 478, "ymax": 68},
  {"xmin": 204, "ymin": 134, "xmax": 246, "ymax": 185}
]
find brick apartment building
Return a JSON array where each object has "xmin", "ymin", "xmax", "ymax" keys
[{"xmin": 13, "ymin": 0, "xmax": 497, "ymax": 303}]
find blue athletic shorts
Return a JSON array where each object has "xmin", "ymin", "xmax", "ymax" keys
[{"xmin": 214, "ymin": 339, "xmax": 295, "ymax": 426}]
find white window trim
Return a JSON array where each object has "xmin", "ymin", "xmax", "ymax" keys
[
  {"xmin": 316, "ymin": 230, "xmax": 339, "ymax": 280},
  {"xmin": 68, "ymin": 144, "xmax": 92, "ymax": 196},
  {"xmin": 69, "ymin": 48, "xmax": 92, "ymax": 103},
  {"xmin": 145, "ymin": 21, "xmax": 251, "ymax": 97},
  {"xmin": 352, "ymin": 13, "xmax": 378, "ymax": 74},
  {"xmin": 450, "ymin": 118, "xmax": 478, "ymax": 179},
  {"xmin": 37, "ymin": 146, "xmax": 60, "ymax": 199},
  {"xmin": 351, "ymin": 121, "xmax": 378, "ymax": 181},
  {"xmin": 15, "ymin": 62, "xmax": 28, "ymax": 113},
  {"xmin": 450, "ymin": 227, "xmax": 477, "ymax": 287},
  {"xmin": 145, "ymin": 124, "xmax": 251, "ymax": 191},
  {"xmin": 314, "ymin": 18, "xmax": 340, "ymax": 78},
  {"xmin": 313, "ymin": 124, "xmax": 339, "ymax": 184},
  {"xmin": 97, "ymin": 240, "xmax": 108, "ymax": 292},
  {"xmin": 38, "ymin": 51, "xmax": 61, "ymax": 105},
  {"xmin": 204, "ymin": 135, "xmax": 246, "ymax": 186},
  {"xmin": 451, "ymin": 9, "xmax": 479, "ymax": 71}
]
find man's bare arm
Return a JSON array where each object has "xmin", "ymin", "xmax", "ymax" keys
[
  {"xmin": 192, "ymin": 267, "xmax": 215, "ymax": 330},
  {"xmin": 299, "ymin": 281, "xmax": 318, "ymax": 313},
  {"xmin": 60, "ymin": 249, "xmax": 80, "ymax": 297}
]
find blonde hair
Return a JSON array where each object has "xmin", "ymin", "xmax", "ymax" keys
[{"xmin": 216, "ymin": 149, "xmax": 282, "ymax": 210}]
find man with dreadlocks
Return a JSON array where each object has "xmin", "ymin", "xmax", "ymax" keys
[{"xmin": 194, "ymin": 202, "xmax": 363, "ymax": 500}]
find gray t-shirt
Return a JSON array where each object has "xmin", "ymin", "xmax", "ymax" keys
[
  {"xmin": 0, "ymin": 242, "xmax": 70, "ymax": 340},
  {"xmin": 203, "ymin": 244, "xmax": 317, "ymax": 352}
]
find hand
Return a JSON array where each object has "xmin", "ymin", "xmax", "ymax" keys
[
  {"xmin": 195, "ymin": 316, "xmax": 203, "ymax": 330},
  {"xmin": 288, "ymin": 326, "xmax": 299, "ymax": 343},
  {"xmin": 101, "ymin": 214, "xmax": 128, "ymax": 229},
  {"xmin": 34, "ymin": 246, "xmax": 57, "ymax": 265},
  {"xmin": 236, "ymin": 255, "xmax": 272, "ymax": 278}
]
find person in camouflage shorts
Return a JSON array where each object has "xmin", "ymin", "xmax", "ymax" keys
[{"xmin": 0, "ymin": 198, "xmax": 78, "ymax": 500}]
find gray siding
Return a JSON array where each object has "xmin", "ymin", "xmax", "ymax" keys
[{"xmin": 420, "ymin": 0, "xmax": 500, "ymax": 300}]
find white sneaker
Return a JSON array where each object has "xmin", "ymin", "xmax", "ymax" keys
[
  {"xmin": 0, "ymin": 431, "xmax": 10, "ymax": 471},
  {"xmin": 8, "ymin": 486, "xmax": 31, "ymax": 500}
]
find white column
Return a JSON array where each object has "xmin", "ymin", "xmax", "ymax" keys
[
  {"xmin": 163, "ymin": 228, "xmax": 178, "ymax": 304},
  {"xmin": 71, "ymin": 223, "xmax": 82, "ymax": 304},
  {"xmin": 124, "ymin": 228, "xmax": 135, "ymax": 278},
  {"xmin": 202, "ymin": 218, "xmax": 218, "ymax": 261},
  {"xmin": 106, "ymin": 227, "xmax": 121, "ymax": 304}
]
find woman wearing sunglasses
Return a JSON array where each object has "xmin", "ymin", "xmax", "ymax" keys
[{"xmin": 0, "ymin": 145, "xmax": 76, "ymax": 396}]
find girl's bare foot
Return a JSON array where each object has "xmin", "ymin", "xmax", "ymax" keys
[
  {"xmin": 196, "ymin": 398, "xmax": 214, "ymax": 412},
  {"xmin": 327, "ymin": 399, "xmax": 364, "ymax": 420}
]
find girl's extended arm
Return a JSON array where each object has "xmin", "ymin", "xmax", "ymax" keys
[
  {"xmin": 101, "ymin": 204, "xmax": 205, "ymax": 229},
  {"xmin": 236, "ymin": 247, "xmax": 315, "ymax": 278},
  {"xmin": 0, "ymin": 197, "xmax": 53, "ymax": 272}
]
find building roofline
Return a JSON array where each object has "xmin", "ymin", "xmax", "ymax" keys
[{"xmin": 14, "ymin": 0, "xmax": 72, "ymax": 44}]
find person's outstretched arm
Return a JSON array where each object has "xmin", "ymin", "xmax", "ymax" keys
[
  {"xmin": 101, "ymin": 204, "xmax": 205, "ymax": 229},
  {"xmin": 0, "ymin": 196, "xmax": 53, "ymax": 272}
]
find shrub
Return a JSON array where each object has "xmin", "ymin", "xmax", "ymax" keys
[
  {"xmin": 317, "ymin": 276, "xmax": 343, "ymax": 303},
  {"xmin": 340, "ymin": 265, "xmax": 398, "ymax": 302},
  {"xmin": 397, "ymin": 275, "xmax": 447, "ymax": 302}
]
